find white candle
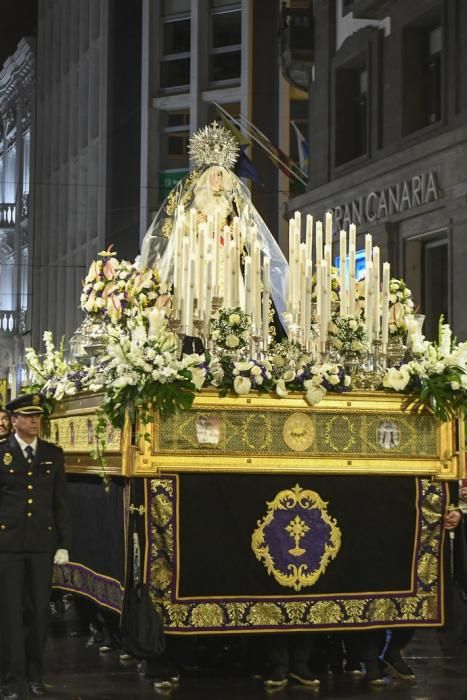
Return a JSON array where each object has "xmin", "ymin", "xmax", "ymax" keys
[
  {"xmin": 381, "ymin": 262, "xmax": 390, "ymax": 345},
  {"xmin": 349, "ymin": 223, "xmax": 356, "ymax": 251},
  {"xmin": 372, "ymin": 246, "xmax": 380, "ymax": 340},
  {"xmin": 204, "ymin": 255, "xmax": 213, "ymax": 333},
  {"xmin": 325, "ymin": 211, "xmax": 333, "ymax": 249},
  {"xmin": 244, "ymin": 256, "xmax": 252, "ymax": 316},
  {"xmin": 182, "ymin": 256, "xmax": 195, "ymax": 336},
  {"xmin": 288, "ymin": 218, "xmax": 295, "ymax": 310},
  {"xmin": 304, "ymin": 259, "xmax": 312, "ymax": 346},
  {"xmin": 300, "ymin": 243, "xmax": 307, "ymax": 337},
  {"xmin": 224, "ymin": 235, "xmax": 231, "ymax": 308},
  {"xmin": 365, "ymin": 233, "xmax": 372, "ymax": 267},
  {"xmin": 262, "ymin": 256, "xmax": 271, "ymax": 347},
  {"xmin": 315, "ymin": 221, "xmax": 323, "ymax": 265},
  {"xmin": 305, "ymin": 214, "xmax": 313, "ymax": 261},
  {"xmin": 320, "ymin": 259, "xmax": 328, "ymax": 345},
  {"xmin": 189, "ymin": 208, "xmax": 196, "ymax": 239},
  {"xmin": 365, "ymin": 260, "xmax": 373, "ymax": 348},
  {"xmin": 230, "ymin": 240, "xmax": 238, "ymax": 308},
  {"xmin": 339, "ymin": 230, "xmax": 347, "ymax": 316},
  {"xmin": 348, "ymin": 245, "xmax": 356, "ymax": 317},
  {"xmin": 254, "ymin": 243, "xmax": 262, "ymax": 332},
  {"xmin": 197, "ymin": 225, "xmax": 206, "ymax": 319}
]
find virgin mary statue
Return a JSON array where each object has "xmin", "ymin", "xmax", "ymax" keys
[{"xmin": 140, "ymin": 122, "xmax": 288, "ymax": 323}]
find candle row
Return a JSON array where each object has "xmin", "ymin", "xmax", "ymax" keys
[{"xmin": 287, "ymin": 212, "xmax": 391, "ymax": 350}]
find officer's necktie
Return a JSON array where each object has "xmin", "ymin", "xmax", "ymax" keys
[{"xmin": 25, "ymin": 445, "xmax": 34, "ymax": 463}]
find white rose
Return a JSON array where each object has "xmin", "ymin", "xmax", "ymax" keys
[
  {"xmin": 327, "ymin": 374, "xmax": 340, "ymax": 385},
  {"xmin": 229, "ymin": 313, "xmax": 241, "ymax": 325},
  {"xmin": 225, "ymin": 334, "xmax": 240, "ymax": 348},
  {"xmin": 234, "ymin": 375, "xmax": 251, "ymax": 395},
  {"xmin": 250, "ymin": 365, "xmax": 262, "ymax": 376},
  {"xmin": 275, "ymin": 379, "xmax": 289, "ymax": 398},
  {"xmin": 272, "ymin": 355, "xmax": 285, "ymax": 368},
  {"xmin": 349, "ymin": 319, "xmax": 358, "ymax": 331},
  {"xmin": 351, "ymin": 340, "xmax": 363, "ymax": 351},
  {"xmin": 450, "ymin": 381, "xmax": 460, "ymax": 391},
  {"xmin": 255, "ymin": 375, "xmax": 264, "ymax": 385},
  {"xmin": 211, "ymin": 330, "xmax": 220, "ymax": 340},
  {"xmin": 305, "ymin": 385, "xmax": 327, "ymax": 406}
]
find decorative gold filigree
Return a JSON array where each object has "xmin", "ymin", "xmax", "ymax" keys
[{"xmin": 251, "ymin": 484, "xmax": 341, "ymax": 591}]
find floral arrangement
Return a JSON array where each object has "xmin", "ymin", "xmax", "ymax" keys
[
  {"xmin": 210, "ymin": 307, "xmax": 251, "ymax": 352},
  {"xmin": 87, "ymin": 318, "xmax": 207, "ymax": 428},
  {"xmin": 382, "ymin": 319, "xmax": 467, "ymax": 421},
  {"xmin": 267, "ymin": 339, "xmax": 312, "ymax": 379},
  {"xmin": 212, "ymin": 358, "xmax": 274, "ymax": 396},
  {"xmin": 388, "ymin": 277, "xmax": 415, "ymax": 337},
  {"xmin": 328, "ymin": 314, "xmax": 367, "ymax": 354},
  {"xmin": 80, "ymin": 247, "xmax": 163, "ymax": 326}
]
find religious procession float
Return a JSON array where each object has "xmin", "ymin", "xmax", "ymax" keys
[{"xmin": 23, "ymin": 123, "xmax": 466, "ymax": 634}]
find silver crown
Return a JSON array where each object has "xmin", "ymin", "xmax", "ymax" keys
[{"xmin": 188, "ymin": 121, "xmax": 240, "ymax": 170}]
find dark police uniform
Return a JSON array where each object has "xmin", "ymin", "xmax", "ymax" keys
[{"xmin": 0, "ymin": 395, "xmax": 71, "ymax": 697}]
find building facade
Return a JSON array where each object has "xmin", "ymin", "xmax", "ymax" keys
[
  {"xmin": 0, "ymin": 38, "xmax": 35, "ymax": 401},
  {"xmin": 290, "ymin": 0, "xmax": 467, "ymax": 341}
]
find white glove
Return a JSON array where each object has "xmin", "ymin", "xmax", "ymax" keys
[{"xmin": 54, "ymin": 548, "xmax": 69, "ymax": 565}]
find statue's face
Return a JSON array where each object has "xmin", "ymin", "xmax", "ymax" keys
[{"xmin": 209, "ymin": 169, "xmax": 224, "ymax": 192}]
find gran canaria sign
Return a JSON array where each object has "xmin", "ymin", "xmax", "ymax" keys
[{"xmin": 333, "ymin": 171, "xmax": 440, "ymax": 229}]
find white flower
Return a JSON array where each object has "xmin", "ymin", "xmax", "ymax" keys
[
  {"xmin": 327, "ymin": 374, "xmax": 340, "ymax": 386},
  {"xmin": 229, "ymin": 313, "xmax": 241, "ymax": 325},
  {"xmin": 255, "ymin": 375, "xmax": 264, "ymax": 385},
  {"xmin": 282, "ymin": 369, "xmax": 296, "ymax": 382},
  {"xmin": 234, "ymin": 375, "xmax": 251, "ymax": 395},
  {"xmin": 450, "ymin": 381, "xmax": 460, "ymax": 391},
  {"xmin": 275, "ymin": 379, "xmax": 289, "ymax": 398},
  {"xmin": 225, "ymin": 334, "xmax": 240, "ymax": 348},
  {"xmin": 383, "ymin": 366, "xmax": 411, "ymax": 391},
  {"xmin": 305, "ymin": 386, "xmax": 327, "ymax": 406},
  {"xmin": 189, "ymin": 367, "xmax": 206, "ymax": 390},
  {"xmin": 349, "ymin": 319, "xmax": 358, "ymax": 331},
  {"xmin": 250, "ymin": 365, "xmax": 262, "ymax": 376}
]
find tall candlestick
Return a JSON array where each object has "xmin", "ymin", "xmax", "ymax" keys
[
  {"xmin": 182, "ymin": 255, "xmax": 195, "ymax": 336},
  {"xmin": 381, "ymin": 262, "xmax": 390, "ymax": 345},
  {"xmin": 320, "ymin": 259, "xmax": 328, "ymax": 345},
  {"xmin": 204, "ymin": 255, "xmax": 213, "ymax": 334},
  {"xmin": 315, "ymin": 221, "xmax": 323, "ymax": 265},
  {"xmin": 230, "ymin": 240, "xmax": 238, "ymax": 308},
  {"xmin": 372, "ymin": 246, "xmax": 380, "ymax": 340},
  {"xmin": 349, "ymin": 223, "xmax": 356, "ymax": 250},
  {"xmin": 262, "ymin": 256, "xmax": 271, "ymax": 347},
  {"xmin": 365, "ymin": 260, "xmax": 373, "ymax": 348},
  {"xmin": 339, "ymin": 230, "xmax": 347, "ymax": 316},
  {"xmin": 304, "ymin": 259, "xmax": 312, "ymax": 346},
  {"xmin": 244, "ymin": 256, "xmax": 252, "ymax": 316},
  {"xmin": 300, "ymin": 244, "xmax": 307, "ymax": 337},
  {"xmin": 365, "ymin": 233, "xmax": 372, "ymax": 267},
  {"xmin": 305, "ymin": 214, "xmax": 313, "ymax": 261},
  {"xmin": 325, "ymin": 211, "xmax": 333, "ymax": 249},
  {"xmin": 348, "ymin": 245, "xmax": 356, "ymax": 317}
]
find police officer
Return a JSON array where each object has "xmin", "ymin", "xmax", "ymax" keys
[
  {"xmin": 0, "ymin": 407, "xmax": 12, "ymax": 443},
  {"xmin": 0, "ymin": 394, "xmax": 71, "ymax": 699}
]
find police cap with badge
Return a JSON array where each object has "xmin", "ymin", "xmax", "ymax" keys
[{"xmin": 5, "ymin": 393, "xmax": 45, "ymax": 415}]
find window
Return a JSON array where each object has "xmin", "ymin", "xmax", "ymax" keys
[
  {"xmin": 402, "ymin": 12, "xmax": 442, "ymax": 135},
  {"xmin": 160, "ymin": 18, "xmax": 191, "ymax": 89},
  {"xmin": 423, "ymin": 238, "xmax": 448, "ymax": 339},
  {"xmin": 159, "ymin": 111, "xmax": 190, "ymax": 202},
  {"xmin": 335, "ymin": 60, "xmax": 368, "ymax": 166},
  {"xmin": 405, "ymin": 231, "xmax": 448, "ymax": 341},
  {"xmin": 209, "ymin": 9, "xmax": 241, "ymax": 83}
]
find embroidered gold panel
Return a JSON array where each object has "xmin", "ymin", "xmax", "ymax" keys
[{"xmin": 148, "ymin": 476, "xmax": 445, "ymax": 634}]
